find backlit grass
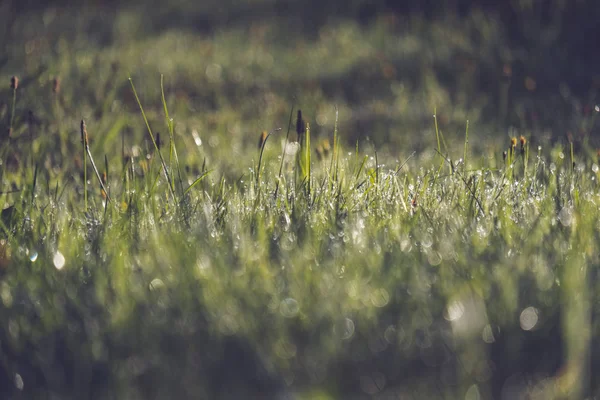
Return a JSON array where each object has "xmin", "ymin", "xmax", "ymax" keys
[{"xmin": 1, "ymin": 2, "xmax": 600, "ymax": 399}]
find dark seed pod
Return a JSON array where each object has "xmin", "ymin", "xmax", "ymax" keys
[
  {"xmin": 296, "ymin": 110, "xmax": 305, "ymax": 144},
  {"xmin": 81, "ymin": 120, "xmax": 88, "ymax": 145}
]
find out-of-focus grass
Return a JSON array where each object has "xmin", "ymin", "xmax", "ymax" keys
[{"xmin": 1, "ymin": 1, "xmax": 600, "ymax": 399}]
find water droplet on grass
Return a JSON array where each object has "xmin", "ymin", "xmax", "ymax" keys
[
  {"xmin": 421, "ymin": 235, "xmax": 433, "ymax": 248},
  {"xmin": 370, "ymin": 288, "xmax": 389, "ymax": 307},
  {"xmin": 558, "ymin": 206, "xmax": 574, "ymax": 227},
  {"xmin": 400, "ymin": 238, "xmax": 412, "ymax": 252},
  {"xmin": 192, "ymin": 129, "xmax": 202, "ymax": 146},
  {"xmin": 53, "ymin": 251, "xmax": 65, "ymax": 270},
  {"xmin": 335, "ymin": 317, "xmax": 355, "ymax": 340},
  {"xmin": 29, "ymin": 250, "xmax": 38, "ymax": 262},
  {"xmin": 520, "ymin": 307, "xmax": 539, "ymax": 331},
  {"xmin": 427, "ymin": 251, "xmax": 442, "ymax": 266},
  {"xmin": 384, "ymin": 325, "xmax": 397, "ymax": 343},
  {"xmin": 445, "ymin": 300, "xmax": 465, "ymax": 321},
  {"xmin": 482, "ymin": 324, "xmax": 496, "ymax": 343},
  {"xmin": 279, "ymin": 298, "xmax": 299, "ymax": 318},
  {"xmin": 14, "ymin": 373, "xmax": 23, "ymax": 391},
  {"xmin": 149, "ymin": 278, "xmax": 165, "ymax": 291}
]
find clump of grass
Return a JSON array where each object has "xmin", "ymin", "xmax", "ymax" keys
[
  {"xmin": 128, "ymin": 76, "xmax": 175, "ymax": 202},
  {"xmin": 0, "ymin": 74, "xmax": 598, "ymax": 399}
]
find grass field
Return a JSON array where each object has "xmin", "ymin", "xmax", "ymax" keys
[{"xmin": 1, "ymin": 1, "xmax": 600, "ymax": 399}]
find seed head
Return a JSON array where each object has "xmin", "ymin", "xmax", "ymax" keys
[
  {"xmin": 10, "ymin": 76, "xmax": 18, "ymax": 90},
  {"xmin": 101, "ymin": 171, "xmax": 108, "ymax": 199},
  {"xmin": 258, "ymin": 130, "xmax": 268, "ymax": 150},
  {"xmin": 509, "ymin": 137, "xmax": 517, "ymax": 156},
  {"xmin": 411, "ymin": 196, "xmax": 418, "ymax": 208},
  {"xmin": 80, "ymin": 120, "xmax": 88, "ymax": 146}
]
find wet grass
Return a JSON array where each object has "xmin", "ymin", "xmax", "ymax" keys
[{"xmin": 1, "ymin": 1, "xmax": 600, "ymax": 399}]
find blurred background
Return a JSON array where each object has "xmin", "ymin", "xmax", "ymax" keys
[{"xmin": 2, "ymin": 0, "xmax": 599, "ymax": 155}]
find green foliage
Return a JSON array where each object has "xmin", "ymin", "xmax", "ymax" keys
[
  {"xmin": 1, "ymin": 2, "xmax": 600, "ymax": 398},
  {"xmin": 1, "ymin": 73, "xmax": 599, "ymax": 397}
]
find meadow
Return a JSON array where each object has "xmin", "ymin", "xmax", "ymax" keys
[{"xmin": 1, "ymin": 1, "xmax": 600, "ymax": 398}]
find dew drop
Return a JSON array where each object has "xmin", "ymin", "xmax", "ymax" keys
[
  {"xmin": 482, "ymin": 324, "xmax": 496, "ymax": 343},
  {"xmin": 14, "ymin": 373, "xmax": 23, "ymax": 391},
  {"xmin": 421, "ymin": 235, "xmax": 433, "ymax": 249},
  {"xmin": 520, "ymin": 307, "xmax": 539, "ymax": 331},
  {"xmin": 370, "ymin": 288, "xmax": 390, "ymax": 308},
  {"xmin": 279, "ymin": 298, "xmax": 299, "ymax": 318},
  {"xmin": 53, "ymin": 251, "xmax": 65, "ymax": 270},
  {"xmin": 29, "ymin": 250, "xmax": 38, "ymax": 262},
  {"xmin": 335, "ymin": 317, "xmax": 355, "ymax": 340},
  {"xmin": 445, "ymin": 300, "xmax": 465, "ymax": 321},
  {"xmin": 149, "ymin": 278, "xmax": 165, "ymax": 291},
  {"xmin": 192, "ymin": 129, "xmax": 202, "ymax": 146},
  {"xmin": 427, "ymin": 251, "xmax": 443, "ymax": 266},
  {"xmin": 557, "ymin": 206, "xmax": 574, "ymax": 227}
]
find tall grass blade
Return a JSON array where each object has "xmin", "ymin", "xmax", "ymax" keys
[{"xmin": 128, "ymin": 76, "xmax": 176, "ymax": 201}]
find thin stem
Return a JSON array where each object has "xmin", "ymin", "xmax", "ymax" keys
[
  {"xmin": 128, "ymin": 76, "xmax": 176, "ymax": 201},
  {"xmin": 81, "ymin": 120, "xmax": 111, "ymax": 204},
  {"xmin": 274, "ymin": 100, "xmax": 295, "ymax": 200},
  {"xmin": 81, "ymin": 120, "xmax": 88, "ymax": 210}
]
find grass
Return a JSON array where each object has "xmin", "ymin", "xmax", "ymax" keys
[{"xmin": 1, "ymin": 1, "xmax": 600, "ymax": 399}]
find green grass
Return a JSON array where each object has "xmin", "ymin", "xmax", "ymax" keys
[
  {"xmin": 1, "ymin": 73, "xmax": 599, "ymax": 398},
  {"xmin": 1, "ymin": 2, "xmax": 600, "ymax": 399}
]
